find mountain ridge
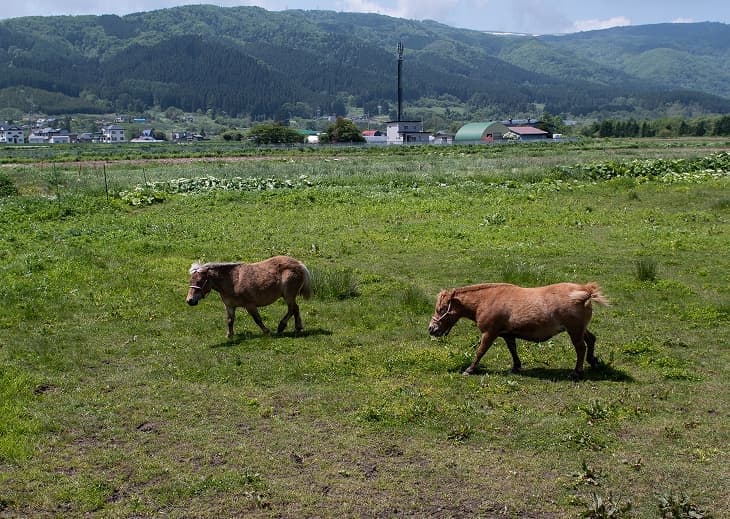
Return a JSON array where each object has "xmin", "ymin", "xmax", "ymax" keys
[{"xmin": 1, "ymin": 7, "xmax": 728, "ymax": 120}]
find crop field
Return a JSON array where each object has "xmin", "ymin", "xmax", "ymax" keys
[{"xmin": 1, "ymin": 139, "xmax": 729, "ymax": 517}]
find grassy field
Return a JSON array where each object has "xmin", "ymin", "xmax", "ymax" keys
[{"xmin": 1, "ymin": 139, "xmax": 729, "ymax": 517}]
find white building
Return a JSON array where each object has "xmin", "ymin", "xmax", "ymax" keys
[
  {"xmin": 0, "ymin": 125, "xmax": 25, "ymax": 144},
  {"xmin": 101, "ymin": 125, "xmax": 126, "ymax": 143},
  {"xmin": 385, "ymin": 120, "xmax": 430, "ymax": 145}
]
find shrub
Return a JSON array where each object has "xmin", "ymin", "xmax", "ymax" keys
[
  {"xmin": 635, "ymin": 257, "xmax": 658, "ymax": 282},
  {"xmin": 310, "ymin": 267, "xmax": 359, "ymax": 300},
  {"xmin": 0, "ymin": 171, "xmax": 18, "ymax": 197}
]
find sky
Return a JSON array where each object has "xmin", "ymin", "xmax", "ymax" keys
[{"xmin": 1, "ymin": 0, "xmax": 728, "ymax": 34}]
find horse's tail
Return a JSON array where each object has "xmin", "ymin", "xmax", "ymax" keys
[
  {"xmin": 568, "ymin": 282, "xmax": 610, "ymax": 308},
  {"xmin": 583, "ymin": 282, "xmax": 610, "ymax": 307},
  {"xmin": 299, "ymin": 263, "xmax": 313, "ymax": 300}
]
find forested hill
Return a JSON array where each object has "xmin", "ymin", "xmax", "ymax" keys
[{"xmin": 1, "ymin": 6, "xmax": 729, "ymax": 120}]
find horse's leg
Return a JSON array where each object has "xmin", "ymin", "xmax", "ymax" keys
[
  {"xmin": 293, "ymin": 299, "xmax": 303, "ymax": 332},
  {"xmin": 463, "ymin": 332, "xmax": 497, "ymax": 376},
  {"xmin": 277, "ymin": 301, "xmax": 296, "ymax": 333},
  {"xmin": 568, "ymin": 328, "xmax": 588, "ymax": 380},
  {"xmin": 504, "ymin": 336, "xmax": 521, "ymax": 373},
  {"xmin": 225, "ymin": 305, "xmax": 236, "ymax": 338},
  {"xmin": 245, "ymin": 305, "xmax": 270, "ymax": 334},
  {"xmin": 585, "ymin": 330, "xmax": 599, "ymax": 368},
  {"xmin": 277, "ymin": 300, "xmax": 302, "ymax": 334}
]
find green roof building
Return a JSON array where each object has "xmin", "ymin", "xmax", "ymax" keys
[{"xmin": 454, "ymin": 121, "xmax": 510, "ymax": 143}]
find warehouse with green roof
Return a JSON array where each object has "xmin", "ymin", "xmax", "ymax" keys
[{"xmin": 454, "ymin": 122, "xmax": 510, "ymax": 143}]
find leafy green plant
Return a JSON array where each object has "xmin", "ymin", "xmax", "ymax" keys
[
  {"xmin": 581, "ymin": 400, "xmax": 611, "ymax": 421},
  {"xmin": 583, "ymin": 492, "xmax": 632, "ymax": 518},
  {"xmin": 573, "ymin": 460, "xmax": 601, "ymax": 487},
  {"xmin": 446, "ymin": 423, "xmax": 473, "ymax": 443},
  {"xmin": 657, "ymin": 490, "xmax": 712, "ymax": 518}
]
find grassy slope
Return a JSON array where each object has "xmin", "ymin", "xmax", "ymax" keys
[{"xmin": 0, "ymin": 141, "xmax": 728, "ymax": 517}]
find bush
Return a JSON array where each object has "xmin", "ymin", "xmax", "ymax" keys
[{"xmin": 0, "ymin": 172, "xmax": 18, "ymax": 197}]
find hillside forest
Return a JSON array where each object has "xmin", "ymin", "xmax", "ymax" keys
[{"xmin": 1, "ymin": 6, "xmax": 730, "ymax": 129}]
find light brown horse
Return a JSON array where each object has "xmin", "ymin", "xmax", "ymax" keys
[
  {"xmin": 428, "ymin": 282, "xmax": 609, "ymax": 379},
  {"xmin": 186, "ymin": 255, "xmax": 312, "ymax": 338}
]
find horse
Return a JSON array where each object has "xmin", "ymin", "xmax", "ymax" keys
[
  {"xmin": 428, "ymin": 282, "xmax": 609, "ymax": 379},
  {"xmin": 186, "ymin": 255, "xmax": 312, "ymax": 338}
]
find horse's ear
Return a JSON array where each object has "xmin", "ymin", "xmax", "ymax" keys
[
  {"xmin": 189, "ymin": 263, "xmax": 203, "ymax": 275},
  {"xmin": 448, "ymin": 289, "xmax": 459, "ymax": 306}
]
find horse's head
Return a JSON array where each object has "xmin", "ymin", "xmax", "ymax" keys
[
  {"xmin": 428, "ymin": 289, "xmax": 459, "ymax": 337},
  {"xmin": 186, "ymin": 263, "xmax": 212, "ymax": 306}
]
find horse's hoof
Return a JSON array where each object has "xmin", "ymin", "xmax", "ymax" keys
[
  {"xmin": 569, "ymin": 370, "xmax": 584, "ymax": 381},
  {"xmin": 511, "ymin": 367, "xmax": 521, "ymax": 374},
  {"xmin": 462, "ymin": 369, "xmax": 474, "ymax": 376}
]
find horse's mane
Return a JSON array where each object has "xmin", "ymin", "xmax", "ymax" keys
[
  {"xmin": 454, "ymin": 283, "xmax": 513, "ymax": 294},
  {"xmin": 189, "ymin": 262, "xmax": 241, "ymax": 274}
]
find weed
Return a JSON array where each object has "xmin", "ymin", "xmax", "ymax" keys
[
  {"xmin": 635, "ymin": 257, "xmax": 658, "ymax": 282},
  {"xmin": 581, "ymin": 400, "xmax": 611, "ymax": 421},
  {"xmin": 499, "ymin": 261, "xmax": 546, "ymax": 286},
  {"xmin": 712, "ymin": 198, "xmax": 729, "ymax": 210},
  {"xmin": 656, "ymin": 490, "xmax": 712, "ymax": 518},
  {"xmin": 0, "ymin": 171, "xmax": 18, "ymax": 197},
  {"xmin": 398, "ymin": 284, "xmax": 432, "ymax": 314},
  {"xmin": 446, "ymin": 423, "xmax": 473, "ymax": 443},
  {"xmin": 572, "ymin": 460, "xmax": 601, "ymax": 487},
  {"xmin": 310, "ymin": 266, "xmax": 359, "ymax": 300},
  {"xmin": 583, "ymin": 492, "xmax": 632, "ymax": 518}
]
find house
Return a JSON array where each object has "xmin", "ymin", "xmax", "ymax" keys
[
  {"xmin": 430, "ymin": 131, "xmax": 454, "ymax": 145},
  {"xmin": 75, "ymin": 132, "xmax": 97, "ymax": 143},
  {"xmin": 454, "ymin": 122, "xmax": 511, "ymax": 144},
  {"xmin": 504, "ymin": 125, "xmax": 549, "ymax": 141},
  {"xmin": 49, "ymin": 134, "xmax": 70, "ymax": 144},
  {"xmin": 101, "ymin": 125, "xmax": 126, "ymax": 143},
  {"xmin": 0, "ymin": 125, "xmax": 25, "ymax": 144},
  {"xmin": 362, "ymin": 129, "xmax": 386, "ymax": 144},
  {"xmin": 27, "ymin": 133, "xmax": 46, "ymax": 144},
  {"xmin": 386, "ymin": 120, "xmax": 430, "ymax": 144}
]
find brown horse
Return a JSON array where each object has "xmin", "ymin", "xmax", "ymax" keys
[
  {"xmin": 428, "ymin": 282, "xmax": 609, "ymax": 379},
  {"xmin": 186, "ymin": 255, "xmax": 312, "ymax": 338}
]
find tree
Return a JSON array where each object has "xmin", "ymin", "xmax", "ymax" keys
[
  {"xmin": 320, "ymin": 117, "xmax": 365, "ymax": 143},
  {"xmin": 713, "ymin": 115, "xmax": 730, "ymax": 136},
  {"xmin": 247, "ymin": 122, "xmax": 303, "ymax": 144}
]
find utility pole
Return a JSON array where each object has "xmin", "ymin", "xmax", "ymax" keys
[{"xmin": 397, "ymin": 41, "xmax": 403, "ymax": 122}]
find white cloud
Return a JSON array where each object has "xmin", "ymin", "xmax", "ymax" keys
[
  {"xmin": 672, "ymin": 17, "xmax": 695, "ymax": 24},
  {"xmin": 338, "ymin": 0, "xmax": 459, "ymax": 22},
  {"xmin": 572, "ymin": 16, "xmax": 632, "ymax": 32}
]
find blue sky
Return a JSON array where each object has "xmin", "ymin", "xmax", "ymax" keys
[{"xmin": 1, "ymin": 0, "xmax": 729, "ymax": 34}]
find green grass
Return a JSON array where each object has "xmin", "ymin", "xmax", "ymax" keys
[{"xmin": 0, "ymin": 140, "xmax": 728, "ymax": 517}]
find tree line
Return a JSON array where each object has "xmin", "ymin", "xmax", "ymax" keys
[{"xmin": 582, "ymin": 115, "xmax": 730, "ymax": 138}]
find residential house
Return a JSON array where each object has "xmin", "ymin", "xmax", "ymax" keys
[
  {"xmin": 430, "ymin": 131, "xmax": 454, "ymax": 145},
  {"xmin": 362, "ymin": 129, "xmax": 386, "ymax": 144},
  {"xmin": 386, "ymin": 120, "xmax": 430, "ymax": 144},
  {"xmin": 0, "ymin": 125, "xmax": 25, "ymax": 144},
  {"xmin": 101, "ymin": 125, "xmax": 126, "ymax": 143}
]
